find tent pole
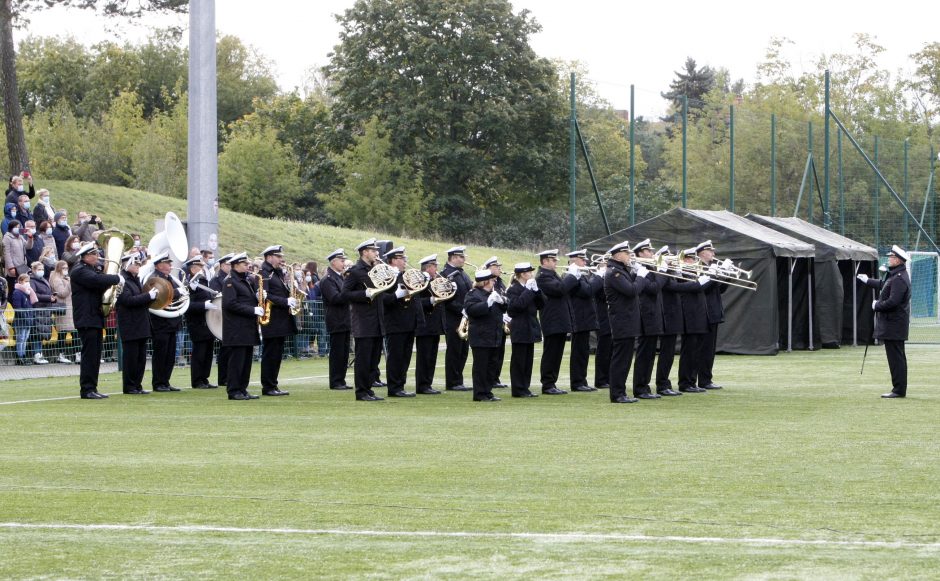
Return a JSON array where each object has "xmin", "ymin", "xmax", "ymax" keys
[
  {"xmin": 788, "ymin": 257, "xmax": 794, "ymax": 352},
  {"xmin": 808, "ymin": 263, "xmax": 814, "ymax": 350},
  {"xmin": 852, "ymin": 260, "xmax": 859, "ymax": 347}
]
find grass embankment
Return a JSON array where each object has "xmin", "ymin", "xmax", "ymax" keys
[{"xmin": 44, "ymin": 180, "xmax": 540, "ymax": 265}]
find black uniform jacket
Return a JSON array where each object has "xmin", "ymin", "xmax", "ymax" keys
[
  {"xmin": 701, "ymin": 261, "xmax": 727, "ymax": 325},
  {"xmin": 415, "ymin": 277, "xmax": 445, "ymax": 337},
  {"xmin": 209, "ymin": 271, "xmax": 227, "ymax": 293},
  {"xmin": 591, "ymin": 274, "xmax": 611, "ymax": 337},
  {"xmin": 185, "ymin": 276, "xmax": 216, "ymax": 342},
  {"xmin": 569, "ymin": 274, "xmax": 598, "ymax": 333},
  {"xmin": 69, "ymin": 262, "xmax": 120, "ymax": 329},
  {"xmin": 343, "ymin": 258, "xmax": 385, "ymax": 339},
  {"xmin": 604, "ymin": 259, "xmax": 645, "ymax": 340},
  {"xmin": 637, "ymin": 271, "xmax": 666, "ymax": 336},
  {"xmin": 506, "ymin": 279, "xmax": 544, "ymax": 344},
  {"xmin": 149, "ymin": 270, "xmax": 182, "ymax": 334},
  {"xmin": 260, "ymin": 262, "xmax": 297, "ymax": 339},
  {"xmin": 660, "ymin": 273, "xmax": 699, "ymax": 335},
  {"xmin": 382, "ymin": 273, "xmax": 425, "ymax": 334},
  {"xmin": 866, "ymin": 263, "xmax": 911, "ymax": 341},
  {"xmin": 677, "ymin": 272, "xmax": 708, "ymax": 335},
  {"xmin": 222, "ymin": 271, "xmax": 261, "ymax": 347},
  {"xmin": 464, "ymin": 287, "xmax": 507, "ymax": 348},
  {"xmin": 441, "ymin": 263, "xmax": 472, "ymax": 332},
  {"xmin": 116, "ymin": 270, "xmax": 152, "ymax": 341},
  {"xmin": 319, "ymin": 268, "xmax": 351, "ymax": 334},
  {"xmin": 536, "ymin": 267, "xmax": 578, "ymax": 336}
]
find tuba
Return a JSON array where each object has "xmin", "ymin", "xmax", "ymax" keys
[
  {"xmin": 139, "ymin": 212, "xmax": 192, "ymax": 317},
  {"xmin": 98, "ymin": 229, "xmax": 134, "ymax": 315}
]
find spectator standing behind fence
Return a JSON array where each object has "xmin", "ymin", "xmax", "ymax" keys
[
  {"xmin": 5, "ymin": 173, "xmax": 34, "ymax": 205},
  {"xmin": 306, "ymin": 261, "xmax": 329, "ymax": 357},
  {"xmin": 38, "ymin": 220, "xmax": 57, "ymax": 263},
  {"xmin": 28, "ymin": 261, "xmax": 54, "ymax": 364},
  {"xmin": 4, "ymin": 220, "xmax": 32, "ymax": 299},
  {"xmin": 12, "ymin": 273, "xmax": 37, "ymax": 365},
  {"xmin": 73, "ymin": 212, "xmax": 103, "ymax": 242},
  {"xmin": 32, "ymin": 189, "xmax": 54, "ymax": 225},
  {"xmin": 52, "ymin": 211, "xmax": 71, "ymax": 257},
  {"xmin": 2, "ymin": 202, "xmax": 16, "ymax": 234},
  {"xmin": 14, "ymin": 194, "xmax": 33, "ymax": 226},
  {"xmin": 61, "ymin": 235, "xmax": 83, "ymax": 268},
  {"xmin": 49, "ymin": 260, "xmax": 75, "ymax": 364},
  {"xmin": 130, "ymin": 233, "xmax": 148, "ymax": 263},
  {"xmin": 23, "ymin": 220, "xmax": 43, "ymax": 265}
]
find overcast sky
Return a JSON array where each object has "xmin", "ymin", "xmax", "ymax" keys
[{"xmin": 27, "ymin": 1, "xmax": 937, "ymax": 118}]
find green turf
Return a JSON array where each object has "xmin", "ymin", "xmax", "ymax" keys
[{"xmin": 2, "ymin": 345, "xmax": 939, "ymax": 579}]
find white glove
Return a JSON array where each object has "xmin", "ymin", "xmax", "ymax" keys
[
  {"xmin": 254, "ymin": 306, "xmax": 265, "ymax": 316},
  {"xmin": 204, "ymin": 300, "xmax": 220, "ymax": 311},
  {"xmin": 657, "ymin": 262, "xmax": 668, "ymax": 272},
  {"xmin": 502, "ymin": 313, "xmax": 512, "ymax": 324},
  {"xmin": 857, "ymin": 273, "xmax": 869, "ymax": 284},
  {"xmin": 423, "ymin": 272, "xmax": 431, "ymax": 281},
  {"xmin": 595, "ymin": 267, "xmax": 606, "ymax": 277},
  {"xmin": 566, "ymin": 264, "xmax": 579, "ymax": 277},
  {"xmin": 721, "ymin": 258, "xmax": 733, "ymax": 270},
  {"xmin": 118, "ymin": 274, "xmax": 125, "ymax": 286},
  {"xmin": 430, "ymin": 296, "xmax": 438, "ymax": 305},
  {"xmin": 872, "ymin": 300, "xmax": 877, "ymax": 310},
  {"xmin": 394, "ymin": 286, "xmax": 407, "ymax": 299},
  {"xmin": 189, "ymin": 279, "xmax": 199, "ymax": 290},
  {"xmin": 261, "ymin": 289, "xmax": 267, "ymax": 300},
  {"xmin": 148, "ymin": 287, "xmax": 158, "ymax": 300},
  {"xmin": 707, "ymin": 264, "xmax": 718, "ymax": 275},
  {"xmin": 287, "ymin": 297, "xmax": 298, "ymax": 308},
  {"xmin": 636, "ymin": 265, "xmax": 649, "ymax": 279},
  {"xmin": 525, "ymin": 278, "xmax": 538, "ymax": 291},
  {"xmin": 487, "ymin": 291, "xmax": 498, "ymax": 306},
  {"xmin": 389, "ymin": 265, "xmax": 400, "ymax": 275},
  {"xmin": 698, "ymin": 275, "xmax": 711, "ymax": 285}
]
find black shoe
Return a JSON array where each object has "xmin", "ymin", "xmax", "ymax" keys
[
  {"xmin": 611, "ymin": 395, "xmax": 638, "ymax": 403},
  {"xmin": 228, "ymin": 392, "xmax": 259, "ymax": 400},
  {"xmin": 330, "ymin": 384, "xmax": 351, "ymax": 390},
  {"xmin": 372, "ymin": 380, "xmax": 387, "ymax": 387},
  {"xmin": 542, "ymin": 387, "xmax": 568, "ymax": 395},
  {"xmin": 153, "ymin": 386, "xmax": 173, "ymax": 392},
  {"xmin": 262, "ymin": 389, "xmax": 290, "ymax": 396},
  {"xmin": 474, "ymin": 395, "xmax": 501, "ymax": 402},
  {"xmin": 595, "ymin": 384, "xmax": 610, "ymax": 389},
  {"xmin": 512, "ymin": 392, "xmax": 538, "ymax": 398},
  {"xmin": 446, "ymin": 385, "xmax": 471, "ymax": 391},
  {"xmin": 494, "ymin": 382, "xmax": 508, "ymax": 388},
  {"xmin": 81, "ymin": 391, "xmax": 107, "ymax": 399},
  {"xmin": 658, "ymin": 389, "xmax": 682, "ymax": 396},
  {"xmin": 679, "ymin": 387, "xmax": 706, "ymax": 393},
  {"xmin": 389, "ymin": 390, "xmax": 416, "ymax": 398},
  {"xmin": 700, "ymin": 383, "xmax": 723, "ymax": 390},
  {"xmin": 123, "ymin": 389, "xmax": 149, "ymax": 395},
  {"xmin": 881, "ymin": 392, "xmax": 905, "ymax": 398},
  {"xmin": 417, "ymin": 388, "xmax": 441, "ymax": 395},
  {"xmin": 571, "ymin": 385, "xmax": 597, "ymax": 392},
  {"xmin": 96, "ymin": 391, "xmax": 109, "ymax": 398},
  {"xmin": 192, "ymin": 383, "xmax": 217, "ymax": 389},
  {"xmin": 637, "ymin": 393, "xmax": 661, "ymax": 400}
]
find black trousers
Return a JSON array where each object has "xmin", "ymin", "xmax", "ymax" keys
[
  {"xmin": 493, "ymin": 338, "xmax": 506, "ymax": 385},
  {"xmin": 415, "ymin": 334, "xmax": 440, "ymax": 390},
  {"xmin": 444, "ymin": 327, "xmax": 469, "ymax": 388},
  {"xmin": 655, "ymin": 334, "xmax": 678, "ymax": 391},
  {"xmin": 217, "ymin": 345, "xmax": 231, "ymax": 386},
  {"xmin": 77, "ymin": 327, "xmax": 103, "ymax": 394},
  {"xmin": 471, "ymin": 346, "xmax": 499, "ymax": 399},
  {"xmin": 569, "ymin": 330, "xmax": 591, "ymax": 387},
  {"xmin": 121, "ymin": 338, "xmax": 148, "ymax": 391},
  {"xmin": 678, "ymin": 333, "xmax": 703, "ymax": 389},
  {"xmin": 354, "ymin": 336, "xmax": 383, "ymax": 399},
  {"xmin": 884, "ymin": 339, "xmax": 907, "ymax": 396},
  {"xmin": 697, "ymin": 322, "xmax": 719, "ymax": 386},
  {"xmin": 608, "ymin": 337, "xmax": 636, "ymax": 401},
  {"xmin": 540, "ymin": 333, "xmax": 567, "ymax": 390},
  {"xmin": 509, "ymin": 342, "xmax": 534, "ymax": 396},
  {"xmin": 151, "ymin": 331, "xmax": 177, "ymax": 388},
  {"xmin": 594, "ymin": 333, "xmax": 611, "ymax": 387},
  {"xmin": 190, "ymin": 338, "xmax": 214, "ymax": 387},
  {"xmin": 385, "ymin": 331, "xmax": 415, "ymax": 394},
  {"xmin": 261, "ymin": 336, "xmax": 286, "ymax": 390},
  {"xmin": 226, "ymin": 345, "xmax": 253, "ymax": 395},
  {"xmin": 328, "ymin": 331, "xmax": 350, "ymax": 388},
  {"xmin": 632, "ymin": 334, "xmax": 658, "ymax": 396}
]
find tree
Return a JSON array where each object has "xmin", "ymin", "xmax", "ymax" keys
[
  {"xmin": 217, "ymin": 124, "xmax": 303, "ymax": 218},
  {"xmin": 216, "ymin": 35, "xmax": 278, "ymax": 129},
  {"xmin": 0, "ymin": 0, "xmax": 187, "ymax": 175},
  {"xmin": 660, "ymin": 57, "xmax": 716, "ymax": 121}
]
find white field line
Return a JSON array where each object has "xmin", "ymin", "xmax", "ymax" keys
[{"xmin": 0, "ymin": 522, "xmax": 937, "ymax": 550}]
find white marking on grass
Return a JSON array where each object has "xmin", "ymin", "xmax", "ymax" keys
[
  {"xmin": 1, "ymin": 522, "xmax": 937, "ymax": 550},
  {"xmin": 0, "ymin": 395, "xmax": 82, "ymax": 405}
]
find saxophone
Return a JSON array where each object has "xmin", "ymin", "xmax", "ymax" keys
[
  {"xmin": 255, "ymin": 274, "xmax": 272, "ymax": 326},
  {"xmin": 287, "ymin": 268, "xmax": 306, "ymax": 316}
]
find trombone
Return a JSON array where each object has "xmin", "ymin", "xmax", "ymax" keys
[{"xmin": 682, "ymin": 259, "xmax": 758, "ymax": 291}]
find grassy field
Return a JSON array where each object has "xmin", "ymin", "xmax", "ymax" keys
[
  {"xmin": 2, "ymin": 344, "xmax": 940, "ymax": 579},
  {"xmin": 43, "ymin": 180, "xmax": 539, "ymax": 267}
]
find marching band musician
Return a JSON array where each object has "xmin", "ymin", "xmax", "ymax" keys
[
  {"xmin": 483, "ymin": 256, "xmax": 509, "ymax": 390},
  {"xmin": 677, "ymin": 248, "xmax": 711, "ymax": 393},
  {"xmin": 116, "ymin": 251, "xmax": 157, "ymax": 395},
  {"xmin": 183, "ymin": 255, "xmax": 219, "ymax": 390},
  {"xmin": 655, "ymin": 246, "xmax": 698, "ymax": 396},
  {"xmin": 858, "ymin": 245, "xmax": 911, "ymax": 398},
  {"xmin": 344, "ymin": 239, "xmax": 387, "ymax": 401},
  {"xmin": 69, "ymin": 242, "xmax": 122, "ymax": 399},
  {"xmin": 380, "ymin": 246, "xmax": 422, "ymax": 398},
  {"xmin": 464, "ymin": 268, "xmax": 507, "ymax": 402},
  {"xmin": 591, "ymin": 255, "xmax": 612, "ymax": 390},
  {"xmin": 695, "ymin": 240, "xmax": 725, "ymax": 390},
  {"xmin": 209, "ymin": 253, "xmax": 234, "ymax": 388},
  {"xmin": 414, "ymin": 254, "xmax": 445, "ymax": 395},
  {"xmin": 149, "ymin": 252, "xmax": 182, "ymax": 393},
  {"xmin": 320, "ymin": 248, "xmax": 351, "ymax": 391},
  {"xmin": 604, "ymin": 241, "xmax": 647, "ymax": 404},
  {"xmin": 566, "ymin": 249, "xmax": 599, "ymax": 392},
  {"xmin": 505, "ymin": 262, "xmax": 543, "ymax": 398},
  {"xmin": 631, "ymin": 239, "xmax": 666, "ymax": 400},
  {"xmin": 221, "ymin": 252, "xmax": 261, "ymax": 400},
  {"xmin": 536, "ymin": 249, "xmax": 578, "ymax": 395},
  {"xmin": 441, "ymin": 246, "xmax": 472, "ymax": 392},
  {"xmin": 258, "ymin": 245, "xmax": 295, "ymax": 397}
]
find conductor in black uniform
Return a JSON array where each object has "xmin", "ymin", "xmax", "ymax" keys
[
  {"xmin": 695, "ymin": 240, "xmax": 725, "ymax": 390},
  {"xmin": 631, "ymin": 239, "xmax": 665, "ymax": 400},
  {"xmin": 536, "ymin": 249, "xmax": 578, "ymax": 395},
  {"xmin": 116, "ymin": 251, "xmax": 157, "ymax": 395},
  {"xmin": 344, "ymin": 238, "xmax": 387, "ymax": 401},
  {"xmin": 414, "ymin": 254, "xmax": 447, "ymax": 395},
  {"xmin": 483, "ymin": 256, "xmax": 509, "ymax": 389},
  {"xmin": 148, "ymin": 251, "xmax": 182, "ymax": 392},
  {"xmin": 183, "ymin": 255, "xmax": 219, "ymax": 389},
  {"xmin": 209, "ymin": 253, "xmax": 234, "ymax": 387},
  {"xmin": 221, "ymin": 252, "xmax": 261, "ymax": 400},
  {"xmin": 604, "ymin": 241, "xmax": 646, "ymax": 404},
  {"xmin": 505, "ymin": 262, "xmax": 543, "ymax": 398},
  {"xmin": 441, "ymin": 246, "xmax": 472, "ymax": 391},
  {"xmin": 464, "ymin": 268, "xmax": 507, "ymax": 402},
  {"xmin": 380, "ymin": 246, "xmax": 422, "ymax": 398},
  {"xmin": 565, "ymin": 249, "xmax": 598, "ymax": 392},
  {"xmin": 258, "ymin": 244, "xmax": 295, "ymax": 396},
  {"xmin": 677, "ymin": 248, "xmax": 711, "ymax": 393},
  {"xmin": 320, "ymin": 248, "xmax": 351, "ymax": 390},
  {"xmin": 858, "ymin": 245, "xmax": 912, "ymax": 398},
  {"xmin": 69, "ymin": 242, "xmax": 121, "ymax": 399}
]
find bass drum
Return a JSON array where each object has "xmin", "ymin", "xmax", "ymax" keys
[{"xmin": 207, "ymin": 294, "xmax": 223, "ymax": 340}]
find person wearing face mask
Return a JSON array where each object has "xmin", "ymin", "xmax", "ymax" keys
[
  {"xmin": 32, "ymin": 189, "xmax": 54, "ymax": 225},
  {"xmin": 2, "ymin": 202, "xmax": 17, "ymax": 234},
  {"xmin": 23, "ymin": 220, "xmax": 43, "ymax": 266},
  {"xmin": 5, "ymin": 173, "xmax": 35, "ymax": 206},
  {"xmin": 14, "ymin": 194, "xmax": 33, "ymax": 225},
  {"xmin": 73, "ymin": 211, "xmax": 103, "ymax": 242},
  {"xmin": 28, "ymin": 261, "xmax": 55, "ymax": 364},
  {"xmin": 37, "ymin": 220, "xmax": 58, "ymax": 264},
  {"xmin": 3, "ymin": 219, "xmax": 33, "ymax": 300},
  {"xmin": 128, "ymin": 233, "xmax": 148, "ymax": 263},
  {"xmin": 61, "ymin": 234, "xmax": 84, "ymax": 267},
  {"xmin": 304, "ymin": 260, "xmax": 329, "ymax": 358},
  {"xmin": 11, "ymin": 273, "xmax": 37, "ymax": 365},
  {"xmin": 49, "ymin": 260, "xmax": 76, "ymax": 364},
  {"xmin": 52, "ymin": 211, "xmax": 71, "ymax": 257}
]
